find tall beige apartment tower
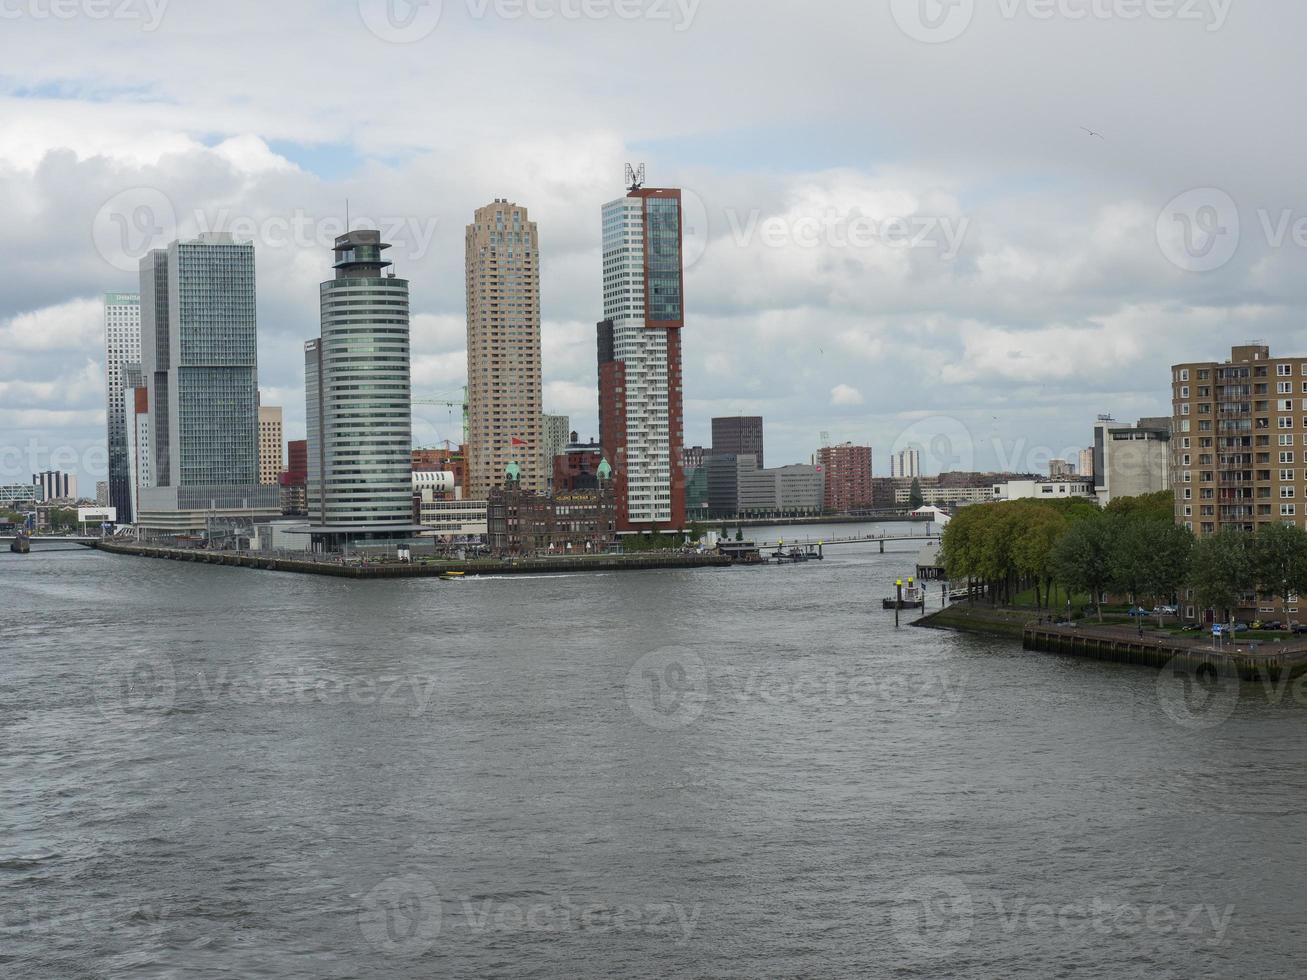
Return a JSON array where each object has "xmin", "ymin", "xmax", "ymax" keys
[
  {"xmin": 465, "ymin": 199, "xmax": 544, "ymax": 496},
  {"xmin": 258, "ymin": 404, "xmax": 284, "ymax": 486}
]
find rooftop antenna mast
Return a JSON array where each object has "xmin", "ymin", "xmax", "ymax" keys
[
  {"xmin": 625, "ymin": 163, "xmax": 646, "ymax": 192},
  {"xmin": 345, "ymin": 198, "xmax": 350, "ymax": 234}
]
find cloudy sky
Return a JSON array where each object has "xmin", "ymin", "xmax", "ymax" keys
[{"xmin": 1, "ymin": 0, "xmax": 1302, "ymax": 489}]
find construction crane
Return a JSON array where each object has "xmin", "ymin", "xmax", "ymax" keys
[{"xmin": 413, "ymin": 386, "xmax": 469, "ymax": 445}]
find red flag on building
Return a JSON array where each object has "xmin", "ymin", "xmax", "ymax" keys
[{"xmin": 511, "ymin": 437, "xmax": 527, "ymax": 446}]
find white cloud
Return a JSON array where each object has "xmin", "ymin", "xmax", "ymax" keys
[{"xmin": 830, "ymin": 384, "xmax": 864, "ymax": 407}]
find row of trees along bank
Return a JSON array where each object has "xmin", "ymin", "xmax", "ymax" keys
[{"xmin": 940, "ymin": 490, "xmax": 1307, "ymax": 623}]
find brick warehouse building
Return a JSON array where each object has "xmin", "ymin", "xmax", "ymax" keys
[{"xmin": 817, "ymin": 443, "xmax": 873, "ymax": 513}]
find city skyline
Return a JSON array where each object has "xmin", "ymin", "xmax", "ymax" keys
[{"xmin": 7, "ymin": 4, "xmax": 1300, "ymax": 492}]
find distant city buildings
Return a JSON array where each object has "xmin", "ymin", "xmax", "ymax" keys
[
  {"xmin": 1078, "ymin": 447, "xmax": 1095, "ymax": 482},
  {"xmin": 33, "ymin": 471, "xmax": 76, "ymax": 501},
  {"xmin": 705, "ymin": 453, "xmax": 824, "ymax": 518},
  {"xmin": 279, "ymin": 439, "xmax": 308, "ymax": 516},
  {"xmin": 466, "ymin": 200, "xmax": 544, "ymax": 496},
  {"xmin": 257, "ymin": 404, "xmax": 284, "ymax": 485},
  {"xmin": 712, "ymin": 417, "xmax": 763, "ymax": 468},
  {"xmin": 817, "ymin": 443, "xmax": 872, "ymax": 512},
  {"xmin": 96, "ymin": 482, "xmax": 108, "ymax": 506},
  {"xmin": 737, "ymin": 463, "xmax": 824, "ymax": 518},
  {"xmin": 1049, "ymin": 458, "xmax": 1075, "ymax": 478},
  {"xmin": 305, "ymin": 230, "xmax": 416, "ymax": 550},
  {"xmin": 598, "ymin": 180, "xmax": 686, "ymax": 533},
  {"xmin": 103, "ymin": 291, "xmax": 141, "ymax": 522},
  {"xmin": 136, "ymin": 233, "xmax": 278, "ymax": 534},
  {"xmin": 541, "ymin": 413, "xmax": 571, "ymax": 489},
  {"xmin": 889, "ymin": 448, "xmax": 921, "ymax": 479},
  {"xmin": 681, "ymin": 445, "xmax": 708, "ymax": 471}
]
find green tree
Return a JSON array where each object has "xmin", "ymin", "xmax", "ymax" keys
[
  {"xmin": 1052, "ymin": 514, "xmax": 1115, "ymax": 621},
  {"xmin": 1105, "ymin": 490, "xmax": 1174, "ymax": 524},
  {"xmin": 1251, "ymin": 522, "xmax": 1307, "ymax": 620},
  {"xmin": 1189, "ymin": 529, "xmax": 1253, "ymax": 626},
  {"xmin": 908, "ymin": 478, "xmax": 924, "ymax": 510},
  {"xmin": 1137, "ymin": 521, "xmax": 1194, "ymax": 627},
  {"xmin": 1011, "ymin": 506, "xmax": 1069, "ymax": 609}
]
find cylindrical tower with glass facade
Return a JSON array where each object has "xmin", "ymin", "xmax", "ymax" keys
[{"xmin": 305, "ymin": 230, "xmax": 414, "ymax": 548}]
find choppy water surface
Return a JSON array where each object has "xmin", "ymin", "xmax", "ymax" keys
[{"xmin": 2, "ymin": 525, "xmax": 1304, "ymax": 978}]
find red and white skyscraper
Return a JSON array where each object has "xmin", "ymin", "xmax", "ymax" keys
[{"xmin": 597, "ymin": 178, "xmax": 686, "ymax": 532}]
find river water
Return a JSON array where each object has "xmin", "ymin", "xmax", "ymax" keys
[{"xmin": 2, "ymin": 522, "xmax": 1304, "ymax": 978}]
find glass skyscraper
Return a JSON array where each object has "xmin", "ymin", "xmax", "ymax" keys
[
  {"xmin": 305, "ymin": 230, "xmax": 415, "ymax": 550},
  {"xmin": 104, "ymin": 291, "xmax": 141, "ymax": 522},
  {"xmin": 135, "ymin": 233, "xmax": 277, "ymax": 533}
]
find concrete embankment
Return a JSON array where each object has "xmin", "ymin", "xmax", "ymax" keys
[
  {"xmin": 93, "ymin": 540, "xmax": 732, "ymax": 578},
  {"xmin": 917, "ymin": 604, "xmax": 1307, "ymax": 681}
]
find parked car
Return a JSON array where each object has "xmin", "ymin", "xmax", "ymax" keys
[
  {"xmin": 1127, "ymin": 607, "xmax": 1150, "ymax": 617},
  {"xmin": 1156, "ymin": 605, "xmax": 1179, "ymax": 616},
  {"xmin": 1292, "ymin": 624, "xmax": 1307, "ymax": 635}
]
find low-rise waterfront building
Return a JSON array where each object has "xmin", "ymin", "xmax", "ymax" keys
[{"xmin": 992, "ymin": 479, "xmax": 1095, "ymax": 502}]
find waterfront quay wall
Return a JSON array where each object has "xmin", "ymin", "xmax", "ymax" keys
[{"xmin": 93, "ymin": 540, "xmax": 732, "ymax": 578}]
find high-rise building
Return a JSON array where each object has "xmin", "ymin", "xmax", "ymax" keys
[
  {"xmin": 597, "ymin": 180, "xmax": 686, "ymax": 532},
  {"xmin": 305, "ymin": 230, "xmax": 417, "ymax": 550},
  {"xmin": 258, "ymin": 404, "xmax": 284, "ymax": 485},
  {"xmin": 890, "ymin": 448, "xmax": 921, "ymax": 479},
  {"xmin": 122, "ymin": 362, "xmax": 151, "ymax": 522},
  {"xmin": 1078, "ymin": 447, "xmax": 1095, "ymax": 482},
  {"xmin": 104, "ymin": 292, "xmax": 141, "ymax": 522},
  {"xmin": 817, "ymin": 443, "xmax": 873, "ymax": 512},
  {"xmin": 1049, "ymin": 459, "xmax": 1076, "ymax": 478},
  {"xmin": 541, "ymin": 413, "xmax": 571, "ymax": 483},
  {"xmin": 465, "ymin": 200, "xmax": 544, "ymax": 497},
  {"xmin": 95, "ymin": 482, "xmax": 108, "ymax": 506},
  {"xmin": 711, "ymin": 417, "xmax": 763, "ymax": 468},
  {"xmin": 33, "ymin": 471, "xmax": 76, "ymax": 501},
  {"xmin": 1169, "ymin": 344, "xmax": 1307, "ymax": 538},
  {"xmin": 135, "ymin": 233, "xmax": 278, "ymax": 533}
]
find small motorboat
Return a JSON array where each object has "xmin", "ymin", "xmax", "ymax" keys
[
  {"xmin": 10, "ymin": 532, "xmax": 31, "ymax": 554},
  {"xmin": 883, "ymin": 585, "xmax": 926, "ymax": 610}
]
